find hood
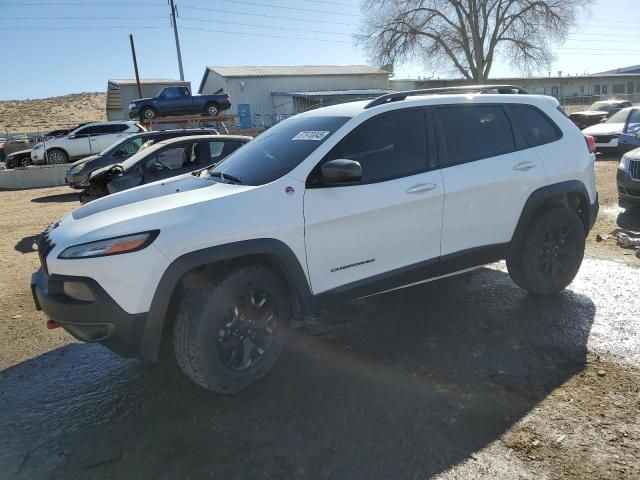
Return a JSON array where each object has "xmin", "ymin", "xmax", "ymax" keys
[
  {"xmin": 582, "ymin": 123, "xmax": 625, "ymax": 135},
  {"xmin": 88, "ymin": 164, "xmax": 114, "ymax": 182},
  {"xmin": 6, "ymin": 148, "xmax": 31, "ymax": 158},
  {"xmin": 131, "ymin": 97, "xmax": 153, "ymax": 104},
  {"xmin": 73, "ymin": 173, "xmax": 252, "ymax": 220},
  {"xmin": 69, "ymin": 154, "xmax": 100, "ymax": 169},
  {"xmin": 623, "ymin": 146, "xmax": 640, "ymax": 160},
  {"xmin": 570, "ymin": 110, "xmax": 607, "ymax": 117}
]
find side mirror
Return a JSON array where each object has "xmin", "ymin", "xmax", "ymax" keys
[
  {"xmin": 600, "ymin": 117, "xmax": 608, "ymax": 123},
  {"xmin": 151, "ymin": 162, "xmax": 165, "ymax": 172},
  {"xmin": 320, "ymin": 159, "xmax": 362, "ymax": 184},
  {"xmin": 68, "ymin": 135, "xmax": 76, "ymax": 139}
]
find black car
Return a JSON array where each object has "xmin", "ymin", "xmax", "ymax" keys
[
  {"xmin": 4, "ymin": 148, "xmax": 32, "ymax": 168},
  {"xmin": 618, "ymin": 148, "xmax": 640, "ymax": 207},
  {"xmin": 65, "ymin": 128, "xmax": 217, "ymax": 188},
  {"xmin": 80, "ymin": 134, "xmax": 251, "ymax": 203},
  {"xmin": 569, "ymin": 100, "xmax": 632, "ymax": 130}
]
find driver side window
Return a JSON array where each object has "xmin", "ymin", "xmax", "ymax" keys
[
  {"xmin": 319, "ymin": 109, "xmax": 428, "ymax": 184},
  {"xmin": 145, "ymin": 146, "xmax": 188, "ymax": 171}
]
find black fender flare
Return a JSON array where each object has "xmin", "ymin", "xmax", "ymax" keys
[
  {"xmin": 509, "ymin": 180, "xmax": 594, "ymax": 257},
  {"xmin": 139, "ymin": 238, "xmax": 313, "ymax": 362}
]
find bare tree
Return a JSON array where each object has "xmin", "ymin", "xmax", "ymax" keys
[{"xmin": 359, "ymin": 0, "xmax": 593, "ymax": 82}]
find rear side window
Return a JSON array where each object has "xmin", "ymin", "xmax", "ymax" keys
[
  {"xmin": 509, "ymin": 105, "xmax": 561, "ymax": 147},
  {"xmin": 437, "ymin": 106, "xmax": 515, "ymax": 166},
  {"xmin": 322, "ymin": 109, "xmax": 428, "ymax": 183}
]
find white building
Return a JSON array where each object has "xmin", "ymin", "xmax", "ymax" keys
[{"xmin": 198, "ymin": 65, "xmax": 391, "ymax": 126}]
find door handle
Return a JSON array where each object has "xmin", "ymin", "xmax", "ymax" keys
[
  {"xmin": 513, "ymin": 161, "xmax": 537, "ymax": 171},
  {"xmin": 406, "ymin": 183, "xmax": 437, "ymax": 194}
]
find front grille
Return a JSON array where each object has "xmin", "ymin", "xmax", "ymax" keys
[
  {"xmin": 594, "ymin": 135, "xmax": 616, "ymax": 144},
  {"xmin": 37, "ymin": 226, "xmax": 56, "ymax": 276},
  {"xmin": 630, "ymin": 160, "xmax": 640, "ymax": 181}
]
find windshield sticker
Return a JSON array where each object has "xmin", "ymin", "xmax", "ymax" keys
[{"xmin": 292, "ymin": 131, "xmax": 330, "ymax": 141}]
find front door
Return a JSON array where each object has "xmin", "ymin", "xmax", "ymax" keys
[{"xmin": 304, "ymin": 108, "xmax": 444, "ymax": 295}]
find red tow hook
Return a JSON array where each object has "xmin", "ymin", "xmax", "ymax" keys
[{"xmin": 47, "ymin": 320, "xmax": 62, "ymax": 330}]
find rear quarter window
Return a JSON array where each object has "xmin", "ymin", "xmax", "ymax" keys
[{"xmin": 509, "ymin": 105, "xmax": 562, "ymax": 147}]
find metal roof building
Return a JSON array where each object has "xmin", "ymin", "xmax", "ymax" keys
[
  {"xmin": 106, "ymin": 78, "xmax": 191, "ymax": 121},
  {"xmin": 198, "ymin": 65, "xmax": 391, "ymax": 126}
]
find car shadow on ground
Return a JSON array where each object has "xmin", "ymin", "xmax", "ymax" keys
[
  {"xmin": 14, "ymin": 234, "xmax": 38, "ymax": 254},
  {"xmin": 0, "ymin": 267, "xmax": 596, "ymax": 479},
  {"xmin": 31, "ymin": 192, "xmax": 79, "ymax": 204}
]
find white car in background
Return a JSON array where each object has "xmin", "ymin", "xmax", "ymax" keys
[
  {"xmin": 582, "ymin": 107, "xmax": 640, "ymax": 153},
  {"xmin": 31, "ymin": 121, "xmax": 145, "ymax": 164}
]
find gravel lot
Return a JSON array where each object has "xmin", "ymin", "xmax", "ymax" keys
[{"xmin": 0, "ymin": 159, "xmax": 639, "ymax": 479}]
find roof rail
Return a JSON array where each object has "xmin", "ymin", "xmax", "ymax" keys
[{"xmin": 364, "ymin": 84, "xmax": 531, "ymax": 109}]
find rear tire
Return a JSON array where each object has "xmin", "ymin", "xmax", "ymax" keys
[
  {"xmin": 46, "ymin": 149, "xmax": 68, "ymax": 165},
  {"xmin": 205, "ymin": 103, "xmax": 219, "ymax": 116},
  {"xmin": 507, "ymin": 208, "xmax": 585, "ymax": 295},
  {"xmin": 173, "ymin": 265, "xmax": 290, "ymax": 393}
]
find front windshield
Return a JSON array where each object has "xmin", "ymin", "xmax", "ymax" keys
[
  {"xmin": 206, "ymin": 115, "xmax": 349, "ymax": 186},
  {"xmin": 606, "ymin": 108, "xmax": 630, "ymax": 124},
  {"xmin": 101, "ymin": 136, "xmax": 146, "ymax": 157},
  {"xmin": 587, "ymin": 102, "xmax": 612, "ymax": 112}
]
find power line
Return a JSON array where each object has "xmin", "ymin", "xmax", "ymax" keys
[
  {"xmin": 0, "ymin": 26, "xmax": 168, "ymax": 30},
  {"xmin": 181, "ymin": 25, "xmax": 351, "ymax": 43},
  {"xmin": 178, "ymin": 4, "xmax": 359, "ymax": 26},
  {"xmin": 1, "ymin": 16, "xmax": 167, "ymax": 20},
  {"xmin": 180, "ymin": 16, "xmax": 353, "ymax": 36},
  {"xmin": 198, "ymin": 0, "xmax": 359, "ymax": 17},
  {"xmin": 0, "ymin": 2, "xmax": 164, "ymax": 5}
]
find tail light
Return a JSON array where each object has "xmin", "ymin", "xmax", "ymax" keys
[
  {"xmin": 585, "ymin": 135, "xmax": 596, "ymax": 153},
  {"xmin": 226, "ymin": 94, "xmax": 231, "ymax": 102}
]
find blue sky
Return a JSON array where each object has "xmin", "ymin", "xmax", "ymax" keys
[{"xmin": 0, "ymin": 0, "xmax": 638, "ymax": 100}]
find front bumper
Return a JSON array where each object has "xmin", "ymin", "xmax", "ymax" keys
[
  {"xmin": 128, "ymin": 105, "xmax": 141, "ymax": 119},
  {"xmin": 65, "ymin": 170, "xmax": 89, "ymax": 189},
  {"xmin": 617, "ymin": 168, "xmax": 640, "ymax": 204},
  {"xmin": 31, "ymin": 268, "xmax": 149, "ymax": 358},
  {"xmin": 31, "ymin": 149, "xmax": 46, "ymax": 164}
]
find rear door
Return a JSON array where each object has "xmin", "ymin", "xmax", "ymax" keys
[
  {"xmin": 96, "ymin": 124, "xmax": 129, "ymax": 151},
  {"xmin": 435, "ymin": 104, "xmax": 548, "ymax": 256}
]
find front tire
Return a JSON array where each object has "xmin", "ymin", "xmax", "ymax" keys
[
  {"xmin": 507, "ymin": 208, "xmax": 585, "ymax": 295},
  {"xmin": 173, "ymin": 265, "xmax": 290, "ymax": 393},
  {"xmin": 46, "ymin": 149, "xmax": 68, "ymax": 165},
  {"xmin": 141, "ymin": 106, "xmax": 157, "ymax": 121}
]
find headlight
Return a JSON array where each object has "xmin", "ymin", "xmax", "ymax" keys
[
  {"xmin": 620, "ymin": 155, "xmax": 631, "ymax": 171},
  {"xmin": 32, "ymin": 144, "xmax": 44, "ymax": 150},
  {"xmin": 128, "ymin": 103, "xmax": 136, "ymax": 110},
  {"xmin": 58, "ymin": 231, "xmax": 159, "ymax": 259},
  {"xmin": 68, "ymin": 163, "xmax": 86, "ymax": 174}
]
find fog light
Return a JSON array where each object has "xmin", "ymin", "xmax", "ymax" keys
[{"xmin": 63, "ymin": 281, "xmax": 94, "ymax": 302}]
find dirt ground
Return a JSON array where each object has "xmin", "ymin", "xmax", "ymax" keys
[
  {"xmin": 0, "ymin": 162, "xmax": 639, "ymax": 479},
  {"xmin": 0, "ymin": 93, "xmax": 106, "ymax": 134}
]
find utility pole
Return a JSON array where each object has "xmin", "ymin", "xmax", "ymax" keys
[
  {"xmin": 168, "ymin": 0, "xmax": 184, "ymax": 81},
  {"xmin": 129, "ymin": 34, "xmax": 143, "ymax": 99}
]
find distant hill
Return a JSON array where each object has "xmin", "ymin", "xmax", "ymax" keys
[{"xmin": 0, "ymin": 92, "xmax": 107, "ymax": 135}]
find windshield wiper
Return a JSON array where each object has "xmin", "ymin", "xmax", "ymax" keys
[{"xmin": 208, "ymin": 171, "xmax": 242, "ymax": 184}]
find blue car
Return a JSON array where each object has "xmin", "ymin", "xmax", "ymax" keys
[{"xmin": 619, "ymin": 130, "xmax": 640, "ymax": 156}]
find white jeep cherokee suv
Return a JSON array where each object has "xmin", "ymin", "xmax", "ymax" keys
[
  {"xmin": 32, "ymin": 90, "xmax": 599, "ymax": 393},
  {"xmin": 31, "ymin": 121, "xmax": 145, "ymax": 164}
]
